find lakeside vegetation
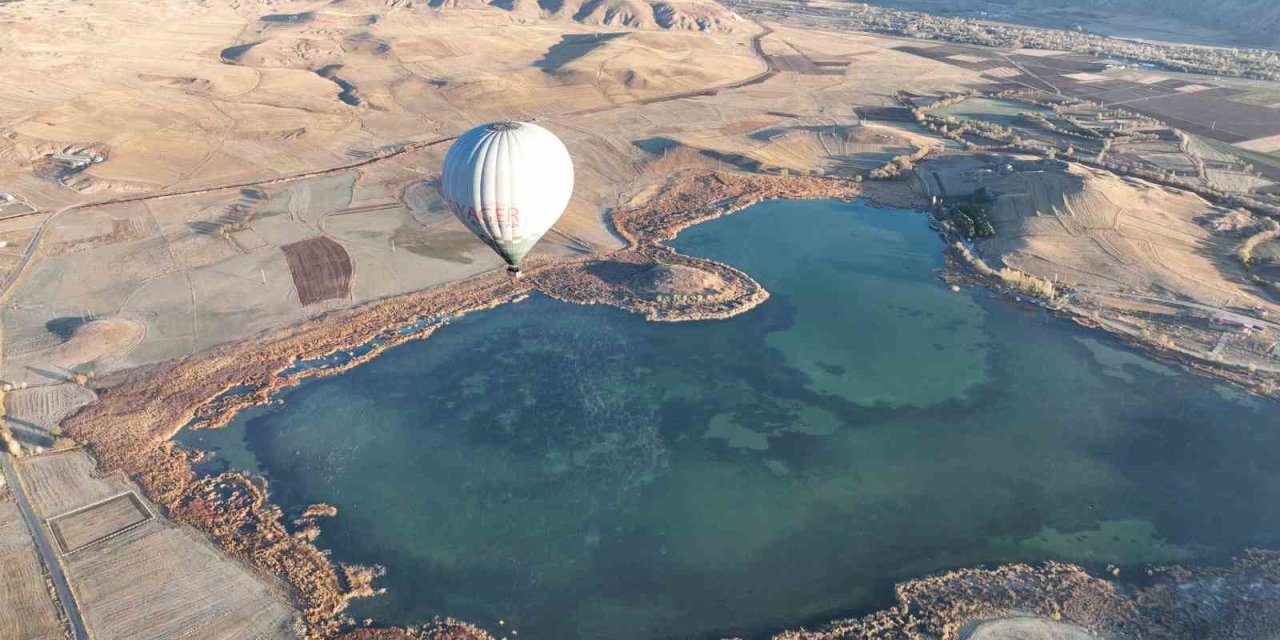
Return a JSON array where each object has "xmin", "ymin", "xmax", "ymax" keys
[
  {"xmin": 1239, "ymin": 219, "xmax": 1280, "ymax": 266},
  {"xmin": 944, "ymin": 202, "xmax": 996, "ymax": 239},
  {"xmin": 952, "ymin": 241, "xmax": 1059, "ymax": 301}
]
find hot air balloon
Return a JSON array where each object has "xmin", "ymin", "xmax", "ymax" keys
[{"xmin": 441, "ymin": 121, "xmax": 574, "ymax": 274}]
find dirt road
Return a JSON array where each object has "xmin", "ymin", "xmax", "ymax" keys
[{"xmin": 0, "ymin": 451, "xmax": 89, "ymax": 640}]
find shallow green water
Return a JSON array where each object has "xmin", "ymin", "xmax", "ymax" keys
[
  {"xmin": 182, "ymin": 199, "xmax": 1280, "ymax": 640},
  {"xmin": 932, "ymin": 97, "xmax": 1052, "ymax": 125}
]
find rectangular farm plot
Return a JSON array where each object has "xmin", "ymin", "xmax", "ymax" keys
[
  {"xmin": 48, "ymin": 492, "xmax": 151, "ymax": 554},
  {"xmin": 66, "ymin": 521, "xmax": 296, "ymax": 640},
  {"xmin": 281, "ymin": 236, "xmax": 353, "ymax": 305}
]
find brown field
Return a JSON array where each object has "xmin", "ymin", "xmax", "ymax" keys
[
  {"xmin": 18, "ymin": 450, "xmax": 135, "ymax": 518},
  {"xmin": 66, "ymin": 520, "xmax": 295, "ymax": 640},
  {"xmin": 49, "ymin": 492, "xmax": 151, "ymax": 554},
  {"xmin": 0, "ymin": 503, "xmax": 67, "ymax": 640},
  {"xmin": 282, "ymin": 236, "xmax": 354, "ymax": 306}
]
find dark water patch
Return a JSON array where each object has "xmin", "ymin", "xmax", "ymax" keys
[
  {"xmin": 632, "ymin": 136, "xmax": 681, "ymax": 156},
  {"xmin": 533, "ymin": 33, "xmax": 626, "ymax": 73},
  {"xmin": 315, "ymin": 64, "xmax": 362, "ymax": 106},
  {"xmin": 275, "ymin": 313, "xmax": 447, "ymax": 379},
  {"xmin": 219, "ymin": 41, "xmax": 261, "ymax": 64},
  {"xmin": 260, "ymin": 11, "xmax": 315, "ymax": 24},
  {"xmin": 182, "ymin": 199, "xmax": 1280, "ymax": 640},
  {"xmin": 45, "ymin": 316, "xmax": 92, "ymax": 341}
]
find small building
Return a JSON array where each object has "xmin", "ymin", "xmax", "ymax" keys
[{"xmin": 1212, "ymin": 311, "xmax": 1264, "ymax": 332}]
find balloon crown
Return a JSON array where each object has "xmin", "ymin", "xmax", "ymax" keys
[{"xmin": 488, "ymin": 121, "xmax": 522, "ymax": 131}]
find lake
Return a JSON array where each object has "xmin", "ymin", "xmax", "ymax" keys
[{"xmin": 181, "ymin": 198, "xmax": 1280, "ymax": 640}]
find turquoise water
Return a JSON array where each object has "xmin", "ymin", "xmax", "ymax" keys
[{"xmin": 181, "ymin": 199, "xmax": 1280, "ymax": 640}]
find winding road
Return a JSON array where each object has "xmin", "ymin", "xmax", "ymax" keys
[{"xmin": 1, "ymin": 452, "xmax": 90, "ymax": 640}]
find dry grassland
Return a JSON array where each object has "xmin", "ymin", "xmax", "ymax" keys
[
  {"xmin": 18, "ymin": 450, "xmax": 132, "ymax": 518},
  {"xmin": 0, "ymin": 0, "xmax": 977, "ymax": 386},
  {"xmin": 66, "ymin": 520, "xmax": 295, "ymax": 640},
  {"xmin": 984, "ymin": 164, "xmax": 1256, "ymax": 304},
  {"xmin": 3, "ymin": 384, "xmax": 96, "ymax": 451},
  {"xmin": 0, "ymin": 503, "xmax": 67, "ymax": 640},
  {"xmin": 1205, "ymin": 168, "xmax": 1274, "ymax": 192},
  {"xmin": 0, "ymin": 0, "xmax": 756, "ymax": 209}
]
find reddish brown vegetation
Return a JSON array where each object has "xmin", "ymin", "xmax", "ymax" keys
[
  {"xmin": 339, "ymin": 618, "xmax": 496, "ymax": 640},
  {"xmin": 772, "ymin": 553, "xmax": 1280, "ymax": 640}
]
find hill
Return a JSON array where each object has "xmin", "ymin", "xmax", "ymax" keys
[{"xmin": 337, "ymin": 0, "xmax": 743, "ymax": 31}]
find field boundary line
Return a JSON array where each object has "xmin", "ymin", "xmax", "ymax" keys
[{"xmin": 46, "ymin": 491, "xmax": 155, "ymax": 556}]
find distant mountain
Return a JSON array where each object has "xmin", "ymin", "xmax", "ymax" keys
[{"xmin": 373, "ymin": 0, "xmax": 743, "ymax": 31}]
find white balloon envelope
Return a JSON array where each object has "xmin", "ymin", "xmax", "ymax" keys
[{"xmin": 441, "ymin": 121, "xmax": 574, "ymax": 270}]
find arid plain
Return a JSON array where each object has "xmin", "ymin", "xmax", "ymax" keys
[{"xmin": 3, "ymin": 0, "xmax": 1280, "ymax": 638}]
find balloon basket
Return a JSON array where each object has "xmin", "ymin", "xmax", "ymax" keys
[{"xmin": 507, "ymin": 266, "xmax": 522, "ymax": 278}]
